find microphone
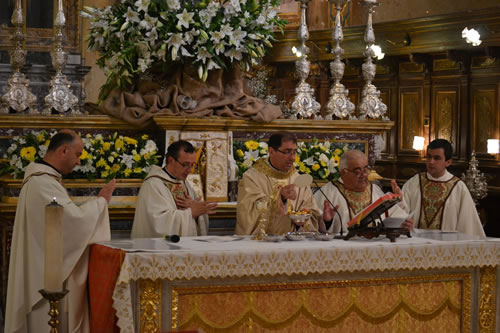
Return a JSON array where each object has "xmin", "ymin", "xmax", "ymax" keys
[
  {"xmin": 313, "ymin": 180, "xmax": 344, "ymax": 238},
  {"xmin": 164, "ymin": 234, "xmax": 180, "ymax": 243}
]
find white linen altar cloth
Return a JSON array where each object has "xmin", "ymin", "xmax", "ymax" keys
[{"xmin": 100, "ymin": 234, "xmax": 500, "ymax": 332}]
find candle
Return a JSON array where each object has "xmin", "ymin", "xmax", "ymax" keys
[{"xmin": 44, "ymin": 197, "xmax": 64, "ymax": 292}]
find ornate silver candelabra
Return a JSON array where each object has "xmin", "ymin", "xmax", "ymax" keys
[
  {"xmin": 43, "ymin": 0, "xmax": 79, "ymax": 115},
  {"xmin": 0, "ymin": 0, "xmax": 38, "ymax": 114},
  {"xmin": 358, "ymin": 0, "xmax": 388, "ymax": 121},
  {"xmin": 326, "ymin": 0, "xmax": 355, "ymax": 120},
  {"xmin": 461, "ymin": 151, "xmax": 488, "ymax": 205},
  {"xmin": 290, "ymin": 0, "xmax": 321, "ymax": 119}
]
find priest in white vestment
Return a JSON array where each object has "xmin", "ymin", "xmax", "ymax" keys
[
  {"xmin": 400, "ymin": 139, "xmax": 485, "ymax": 237},
  {"xmin": 314, "ymin": 150, "xmax": 413, "ymax": 234},
  {"xmin": 236, "ymin": 132, "xmax": 336, "ymax": 235},
  {"xmin": 5, "ymin": 130, "xmax": 116, "ymax": 333},
  {"xmin": 131, "ymin": 140, "xmax": 217, "ymax": 238}
]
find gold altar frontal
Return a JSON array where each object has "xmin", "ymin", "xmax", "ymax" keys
[{"xmin": 93, "ymin": 235, "xmax": 500, "ymax": 333}]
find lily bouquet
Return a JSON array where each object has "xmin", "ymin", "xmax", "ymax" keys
[
  {"xmin": 83, "ymin": 0, "xmax": 287, "ymax": 100},
  {"xmin": 1, "ymin": 131, "xmax": 160, "ymax": 180}
]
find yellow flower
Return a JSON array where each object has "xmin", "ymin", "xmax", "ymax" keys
[
  {"xmin": 124, "ymin": 168, "xmax": 132, "ymax": 177},
  {"xmin": 245, "ymin": 140, "xmax": 259, "ymax": 150},
  {"xmin": 36, "ymin": 133, "xmax": 45, "ymax": 142},
  {"xmin": 103, "ymin": 142, "xmax": 111, "ymax": 151},
  {"xmin": 321, "ymin": 169, "xmax": 330, "ymax": 179},
  {"xmin": 80, "ymin": 149, "xmax": 90, "ymax": 160},
  {"xmin": 124, "ymin": 136, "xmax": 138, "ymax": 145},
  {"xmin": 320, "ymin": 161, "xmax": 327, "ymax": 167},
  {"xmin": 144, "ymin": 153, "xmax": 150, "ymax": 160},
  {"xmin": 142, "ymin": 134, "xmax": 149, "ymax": 140},
  {"xmin": 112, "ymin": 152, "xmax": 119, "ymax": 157},
  {"xmin": 133, "ymin": 154, "xmax": 141, "ymax": 162},
  {"xmin": 334, "ymin": 148, "xmax": 343, "ymax": 156},
  {"xmin": 96, "ymin": 157, "xmax": 107, "ymax": 168},
  {"xmin": 305, "ymin": 167, "xmax": 311, "ymax": 174},
  {"xmin": 294, "ymin": 155, "xmax": 300, "ymax": 163},
  {"xmin": 320, "ymin": 145, "xmax": 326, "ymax": 151},
  {"xmin": 133, "ymin": 167, "xmax": 142, "ymax": 173},
  {"xmin": 44, "ymin": 140, "xmax": 50, "ymax": 147},
  {"xmin": 334, "ymin": 155, "xmax": 340, "ymax": 163},
  {"xmin": 115, "ymin": 138, "xmax": 124, "ymax": 150},
  {"xmin": 312, "ymin": 163, "xmax": 320, "ymax": 171},
  {"xmin": 20, "ymin": 147, "xmax": 36, "ymax": 162},
  {"xmin": 236, "ymin": 149, "xmax": 244, "ymax": 158},
  {"xmin": 299, "ymin": 163, "xmax": 306, "ymax": 173},
  {"xmin": 101, "ymin": 171, "xmax": 109, "ymax": 178},
  {"xmin": 111, "ymin": 164, "xmax": 120, "ymax": 173}
]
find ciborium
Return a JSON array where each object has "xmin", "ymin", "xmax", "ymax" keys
[
  {"xmin": 290, "ymin": 0, "xmax": 321, "ymax": 119},
  {"xmin": 461, "ymin": 151, "xmax": 488, "ymax": 205}
]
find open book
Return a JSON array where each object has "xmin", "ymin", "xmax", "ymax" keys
[{"xmin": 347, "ymin": 193, "xmax": 401, "ymax": 229}]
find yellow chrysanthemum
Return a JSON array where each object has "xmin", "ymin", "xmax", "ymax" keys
[
  {"xmin": 142, "ymin": 134, "xmax": 149, "ymax": 140},
  {"xmin": 80, "ymin": 149, "xmax": 90, "ymax": 160},
  {"xmin": 115, "ymin": 138, "xmax": 124, "ymax": 150},
  {"xmin": 312, "ymin": 163, "xmax": 320, "ymax": 171},
  {"xmin": 96, "ymin": 157, "xmax": 107, "ymax": 168},
  {"xmin": 299, "ymin": 164, "xmax": 306, "ymax": 173},
  {"xmin": 305, "ymin": 167, "xmax": 311, "ymax": 174},
  {"xmin": 294, "ymin": 155, "xmax": 300, "ymax": 163},
  {"xmin": 334, "ymin": 148, "xmax": 343, "ymax": 155},
  {"xmin": 101, "ymin": 171, "xmax": 109, "ymax": 178},
  {"xmin": 20, "ymin": 146, "xmax": 36, "ymax": 162},
  {"xmin": 124, "ymin": 168, "xmax": 132, "ymax": 177},
  {"xmin": 124, "ymin": 137, "xmax": 138, "ymax": 145},
  {"xmin": 133, "ymin": 154, "xmax": 141, "ymax": 162},
  {"xmin": 320, "ymin": 161, "xmax": 327, "ymax": 167},
  {"xmin": 111, "ymin": 164, "xmax": 120, "ymax": 173},
  {"xmin": 133, "ymin": 167, "xmax": 142, "ymax": 173},
  {"xmin": 245, "ymin": 140, "xmax": 259, "ymax": 150},
  {"xmin": 103, "ymin": 142, "xmax": 111, "ymax": 151},
  {"xmin": 236, "ymin": 149, "xmax": 244, "ymax": 158},
  {"xmin": 36, "ymin": 134, "xmax": 45, "ymax": 142},
  {"xmin": 112, "ymin": 152, "xmax": 118, "ymax": 157}
]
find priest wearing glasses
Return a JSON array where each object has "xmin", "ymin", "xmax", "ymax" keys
[
  {"xmin": 314, "ymin": 150, "xmax": 413, "ymax": 233},
  {"xmin": 236, "ymin": 132, "xmax": 336, "ymax": 235},
  {"xmin": 131, "ymin": 140, "xmax": 217, "ymax": 238}
]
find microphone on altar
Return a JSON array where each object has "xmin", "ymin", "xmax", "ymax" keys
[{"xmin": 164, "ymin": 234, "xmax": 180, "ymax": 243}]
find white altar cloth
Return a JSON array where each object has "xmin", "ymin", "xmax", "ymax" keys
[{"xmin": 99, "ymin": 233, "xmax": 500, "ymax": 332}]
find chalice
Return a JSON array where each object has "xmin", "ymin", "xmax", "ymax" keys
[{"xmin": 253, "ymin": 198, "xmax": 269, "ymax": 240}]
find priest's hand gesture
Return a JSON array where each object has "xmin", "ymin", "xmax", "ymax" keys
[
  {"xmin": 391, "ymin": 179, "xmax": 403, "ymax": 200},
  {"xmin": 279, "ymin": 184, "xmax": 297, "ymax": 201},
  {"xmin": 176, "ymin": 194, "xmax": 218, "ymax": 218},
  {"xmin": 98, "ymin": 179, "xmax": 116, "ymax": 203}
]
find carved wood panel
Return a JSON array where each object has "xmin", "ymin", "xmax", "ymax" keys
[
  {"xmin": 472, "ymin": 88, "xmax": 497, "ymax": 153},
  {"xmin": 399, "ymin": 89, "xmax": 423, "ymax": 154},
  {"xmin": 432, "ymin": 88, "xmax": 458, "ymax": 149}
]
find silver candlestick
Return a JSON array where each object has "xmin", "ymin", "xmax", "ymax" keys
[
  {"xmin": 290, "ymin": 0, "xmax": 321, "ymax": 120},
  {"xmin": 43, "ymin": 0, "xmax": 79, "ymax": 115},
  {"xmin": 461, "ymin": 151, "xmax": 488, "ymax": 205},
  {"xmin": 358, "ymin": 0, "xmax": 388, "ymax": 121},
  {"xmin": 326, "ymin": 0, "xmax": 355, "ymax": 120},
  {"xmin": 0, "ymin": 0, "xmax": 38, "ymax": 114}
]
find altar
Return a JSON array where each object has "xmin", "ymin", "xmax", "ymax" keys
[{"xmin": 89, "ymin": 232, "xmax": 500, "ymax": 332}]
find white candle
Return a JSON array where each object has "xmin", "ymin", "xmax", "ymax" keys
[{"xmin": 44, "ymin": 197, "xmax": 64, "ymax": 292}]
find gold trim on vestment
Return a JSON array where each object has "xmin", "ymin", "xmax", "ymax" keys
[
  {"xmin": 171, "ymin": 273, "xmax": 470, "ymax": 331},
  {"xmin": 479, "ymin": 267, "xmax": 497, "ymax": 332},
  {"xmin": 252, "ymin": 158, "xmax": 296, "ymax": 180},
  {"xmin": 138, "ymin": 279, "xmax": 162, "ymax": 333}
]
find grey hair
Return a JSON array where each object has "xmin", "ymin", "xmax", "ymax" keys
[{"xmin": 339, "ymin": 150, "xmax": 367, "ymax": 170}]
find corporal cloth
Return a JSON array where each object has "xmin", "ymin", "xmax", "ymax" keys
[
  {"xmin": 314, "ymin": 180, "xmax": 408, "ymax": 233},
  {"xmin": 5, "ymin": 162, "xmax": 110, "ymax": 333},
  {"xmin": 236, "ymin": 159, "xmax": 320, "ymax": 235},
  {"xmin": 131, "ymin": 165, "xmax": 209, "ymax": 237},
  {"xmin": 402, "ymin": 171, "xmax": 485, "ymax": 237}
]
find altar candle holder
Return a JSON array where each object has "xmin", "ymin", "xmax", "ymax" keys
[
  {"xmin": 43, "ymin": 0, "xmax": 80, "ymax": 115},
  {"xmin": 325, "ymin": 0, "xmax": 356, "ymax": 120},
  {"xmin": 290, "ymin": 0, "xmax": 322, "ymax": 120},
  {"xmin": 358, "ymin": 0, "xmax": 388, "ymax": 121},
  {"xmin": 0, "ymin": 0, "xmax": 38, "ymax": 114},
  {"xmin": 38, "ymin": 289, "xmax": 69, "ymax": 333}
]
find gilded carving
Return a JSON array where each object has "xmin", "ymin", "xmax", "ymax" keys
[
  {"xmin": 138, "ymin": 279, "xmax": 162, "ymax": 333},
  {"xmin": 401, "ymin": 93, "xmax": 420, "ymax": 150},
  {"xmin": 479, "ymin": 267, "xmax": 496, "ymax": 333},
  {"xmin": 399, "ymin": 62, "xmax": 424, "ymax": 73},
  {"xmin": 433, "ymin": 59, "xmax": 460, "ymax": 71},
  {"xmin": 437, "ymin": 95, "xmax": 453, "ymax": 142},
  {"xmin": 474, "ymin": 95, "xmax": 492, "ymax": 152}
]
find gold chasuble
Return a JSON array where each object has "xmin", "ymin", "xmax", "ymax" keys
[
  {"xmin": 236, "ymin": 159, "xmax": 320, "ymax": 235},
  {"xmin": 332, "ymin": 181, "xmax": 373, "ymax": 219},
  {"xmin": 418, "ymin": 173, "xmax": 460, "ymax": 229}
]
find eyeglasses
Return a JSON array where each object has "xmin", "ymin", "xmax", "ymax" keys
[
  {"xmin": 276, "ymin": 149, "xmax": 297, "ymax": 156},
  {"xmin": 173, "ymin": 157, "xmax": 196, "ymax": 170},
  {"xmin": 344, "ymin": 166, "xmax": 371, "ymax": 176}
]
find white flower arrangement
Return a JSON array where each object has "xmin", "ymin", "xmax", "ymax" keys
[{"xmin": 82, "ymin": 0, "xmax": 287, "ymax": 100}]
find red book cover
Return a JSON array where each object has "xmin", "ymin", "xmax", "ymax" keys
[{"xmin": 347, "ymin": 193, "xmax": 401, "ymax": 229}]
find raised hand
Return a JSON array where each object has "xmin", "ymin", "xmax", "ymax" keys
[
  {"xmin": 323, "ymin": 200, "xmax": 339, "ymax": 223},
  {"xmin": 279, "ymin": 184, "xmax": 297, "ymax": 201},
  {"xmin": 98, "ymin": 179, "xmax": 116, "ymax": 203},
  {"xmin": 391, "ymin": 179, "xmax": 402, "ymax": 199}
]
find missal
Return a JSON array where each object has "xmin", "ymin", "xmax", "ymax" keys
[{"xmin": 347, "ymin": 193, "xmax": 401, "ymax": 229}]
